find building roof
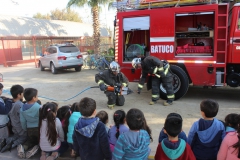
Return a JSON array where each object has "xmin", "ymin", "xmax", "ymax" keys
[{"xmin": 0, "ymin": 15, "xmax": 110, "ymax": 39}]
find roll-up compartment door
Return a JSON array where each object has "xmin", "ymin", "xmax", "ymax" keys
[{"xmin": 123, "ymin": 16, "xmax": 150, "ymax": 31}]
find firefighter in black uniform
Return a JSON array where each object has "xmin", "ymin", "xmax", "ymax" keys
[
  {"xmin": 132, "ymin": 56, "xmax": 174, "ymax": 106},
  {"xmin": 95, "ymin": 61, "xmax": 129, "ymax": 109}
]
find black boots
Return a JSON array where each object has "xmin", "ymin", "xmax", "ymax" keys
[
  {"xmin": 163, "ymin": 100, "xmax": 173, "ymax": 106},
  {"xmin": 0, "ymin": 138, "xmax": 14, "ymax": 152},
  {"xmin": 0, "ymin": 138, "xmax": 6, "ymax": 151}
]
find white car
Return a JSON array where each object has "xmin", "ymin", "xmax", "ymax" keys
[{"xmin": 39, "ymin": 44, "xmax": 83, "ymax": 74}]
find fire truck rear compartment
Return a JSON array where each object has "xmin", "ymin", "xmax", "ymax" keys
[{"xmin": 175, "ymin": 13, "xmax": 214, "ymax": 56}]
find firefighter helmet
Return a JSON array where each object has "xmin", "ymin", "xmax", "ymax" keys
[
  {"xmin": 132, "ymin": 58, "xmax": 141, "ymax": 68},
  {"xmin": 109, "ymin": 61, "xmax": 120, "ymax": 73}
]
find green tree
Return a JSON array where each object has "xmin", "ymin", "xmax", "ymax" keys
[
  {"xmin": 33, "ymin": 13, "xmax": 51, "ymax": 20},
  {"xmin": 33, "ymin": 8, "xmax": 82, "ymax": 22},
  {"xmin": 67, "ymin": 0, "xmax": 110, "ymax": 54}
]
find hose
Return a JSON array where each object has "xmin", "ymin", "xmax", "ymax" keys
[{"xmin": 2, "ymin": 86, "xmax": 99, "ymax": 102}]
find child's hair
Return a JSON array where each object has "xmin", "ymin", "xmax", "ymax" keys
[
  {"xmin": 164, "ymin": 113, "xmax": 182, "ymax": 137},
  {"xmin": 113, "ymin": 110, "xmax": 125, "ymax": 139},
  {"xmin": 79, "ymin": 97, "xmax": 96, "ymax": 117},
  {"xmin": 225, "ymin": 113, "xmax": 239, "ymax": 130},
  {"xmin": 37, "ymin": 100, "xmax": 42, "ymax": 105},
  {"xmin": 10, "ymin": 85, "xmax": 24, "ymax": 99},
  {"xmin": 39, "ymin": 102, "xmax": 58, "ymax": 146},
  {"xmin": 126, "ymin": 108, "xmax": 152, "ymax": 141},
  {"xmin": 96, "ymin": 110, "xmax": 108, "ymax": 124},
  {"xmin": 232, "ymin": 114, "xmax": 240, "ymax": 158},
  {"xmin": 62, "ymin": 103, "xmax": 80, "ymax": 140},
  {"xmin": 0, "ymin": 83, "xmax": 3, "ymax": 89},
  {"xmin": 200, "ymin": 99, "xmax": 219, "ymax": 118},
  {"xmin": 57, "ymin": 105, "xmax": 71, "ymax": 122},
  {"xmin": 23, "ymin": 88, "xmax": 38, "ymax": 102}
]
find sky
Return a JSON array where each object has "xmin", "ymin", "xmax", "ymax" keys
[{"xmin": 0, "ymin": 0, "xmax": 116, "ymax": 30}]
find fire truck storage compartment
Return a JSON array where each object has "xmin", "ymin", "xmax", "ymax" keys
[
  {"xmin": 175, "ymin": 12, "xmax": 214, "ymax": 56},
  {"xmin": 123, "ymin": 16, "xmax": 150, "ymax": 62}
]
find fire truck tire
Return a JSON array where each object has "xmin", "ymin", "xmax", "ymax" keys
[
  {"xmin": 159, "ymin": 65, "xmax": 189, "ymax": 100},
  {"xmin": 227, "ymin": 73, "xmax": 240, "ymax": 87}
]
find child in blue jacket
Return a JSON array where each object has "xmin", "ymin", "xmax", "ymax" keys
[
  {"xmin": 73, "ymin": 97, "xmax": 111, "ymax": 160},
  {"xmin": 18, "ymin": 88, "xmax": 40, "ymax": 159},
  {"xmin": 188, "ymin": 99, "xmax": 225, "ymax": 160}
]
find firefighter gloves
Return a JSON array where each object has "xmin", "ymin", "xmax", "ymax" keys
[{"xmin": 99, "ymin": 83, "xmax": 107, "ymax": 91}]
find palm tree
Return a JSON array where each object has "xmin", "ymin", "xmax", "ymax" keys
[{"xmin": 67, "ymin": 0, "xmax": 111, "ymax": 54}]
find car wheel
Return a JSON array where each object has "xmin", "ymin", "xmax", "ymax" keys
[
  {"xmin": 75, "ymin": 66, "xmax": 81, "ymax": 72},
  {"xmin": 50, "ymin": 63, "xmax": 58, "ymax": 74},
  {"xmin": 159, "ymin": 65, "xmax": 189, "ymax": 100},
  {"xmin": 39, "ymin": 61, "xmax": 45, "ymax": 71}
]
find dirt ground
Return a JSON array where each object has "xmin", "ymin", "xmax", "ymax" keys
[{"xmin": 0, "ymin": 63, "xmax": 240, "ymax": 160}]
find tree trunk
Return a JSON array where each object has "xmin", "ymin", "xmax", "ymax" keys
[{"xmin": 92, "ymin": 6, "xmax": 100, "ymax": 54}]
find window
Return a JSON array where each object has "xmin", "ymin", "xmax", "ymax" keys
[
  {"xmin": 59, "ymin": 46, "xmax": 79, "ymax": 53},
  {"xmin": 123, "ymin": 16, "xmax": 150, "ymax": 31},
  {"xmin": 52, "ymin": 47, "xmax": 57, "ymax": 53}
]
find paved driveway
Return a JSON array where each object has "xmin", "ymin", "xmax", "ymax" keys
[{"xmin": 0, "ymin": 63, "xmax": 239, "ymax": 160}]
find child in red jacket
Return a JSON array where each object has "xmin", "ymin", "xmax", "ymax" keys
[{"xmin": 155, "ymin": 113, "xmax": 196, "ymax": 160}]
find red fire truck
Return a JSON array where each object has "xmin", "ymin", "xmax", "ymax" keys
[{"xmin": 113, "ymin": 1, "xmax": 240, "ymax": 100}]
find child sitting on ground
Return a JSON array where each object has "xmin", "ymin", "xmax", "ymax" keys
[
  {"xmin": 0, "ymin": 83, "xmax": 13, "ymax": 114},
  {"xmin": 57, "ymin": 105, "xmax": 71, "ymax": 140},
  {"xmin": 108, "ymin": 109, "xmax": 129, "ymax": 152},
  {"xmin": 0, "ymin": 85, "xmax": 27, "ymax": 153},
  {"xmin": 57, "ymin": 105, "xmax": 71, "ymax": 128},
  {"xmin": 65, "ymin": 102, "xmax": 81, "ymax": 157},
  {"xmin": 18, "ymin": 88, "xmax": 41, "ymax": 159},
  {"xmin": 96, "ymin": 110, "xmax": 109, "ymax": 133},
  {"xmin": 217, "ymin": 114, "xmax": 240, "ymax": 160},
  {"xmin": 158, "ymin": 113, "xmax": 187, "ymax": 143},
  {"xmin": 0, "ymin": 83, "xmax": 12, "ymax": 151},
  {"xmin": 73, "ymin": 97, "xmax": 111, "ymax": 160},
  {"xmin": 188, "ymin": 99, "xmax": 225, "ymax": 160},
  {"xmin": 224, "ymin": 113, "xmax": 238, "ymax": 134},
  {"xmin": 112, "ymin": 108, "xmax": 152, "ymax": 160},
  {"xmin": 155, "ymin": 113, "xmax": 196, "ymax": 160},
  {"xmin": 39, "ymin": 102, "xmax": 66, "ymax": 160}
]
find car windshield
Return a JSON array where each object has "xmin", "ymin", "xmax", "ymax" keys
[{"xmin": 59, "ymin": 46, "xmax": 79, "ymax": 53}]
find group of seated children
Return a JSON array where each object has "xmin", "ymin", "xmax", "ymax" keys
[
  {"xmin": 69, "ymin": 97, "xmax": 240, "ymax": 160},
  {"xmin": 0, "ymin": 82, "xmax": 240, "ymax": 160}
]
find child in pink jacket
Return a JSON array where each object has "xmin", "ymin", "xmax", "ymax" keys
[{"xmin": 217, "ymin": 114, "xmax": 240, "ymax": 160}]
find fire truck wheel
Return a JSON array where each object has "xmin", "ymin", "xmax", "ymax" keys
[
  {"xmin": 159, "ymin": 65, "xmax": 189, "ymax": 100},
  {"xmin": 227, "ymin": 73, "xmax": 240, "ymax": 87}
]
